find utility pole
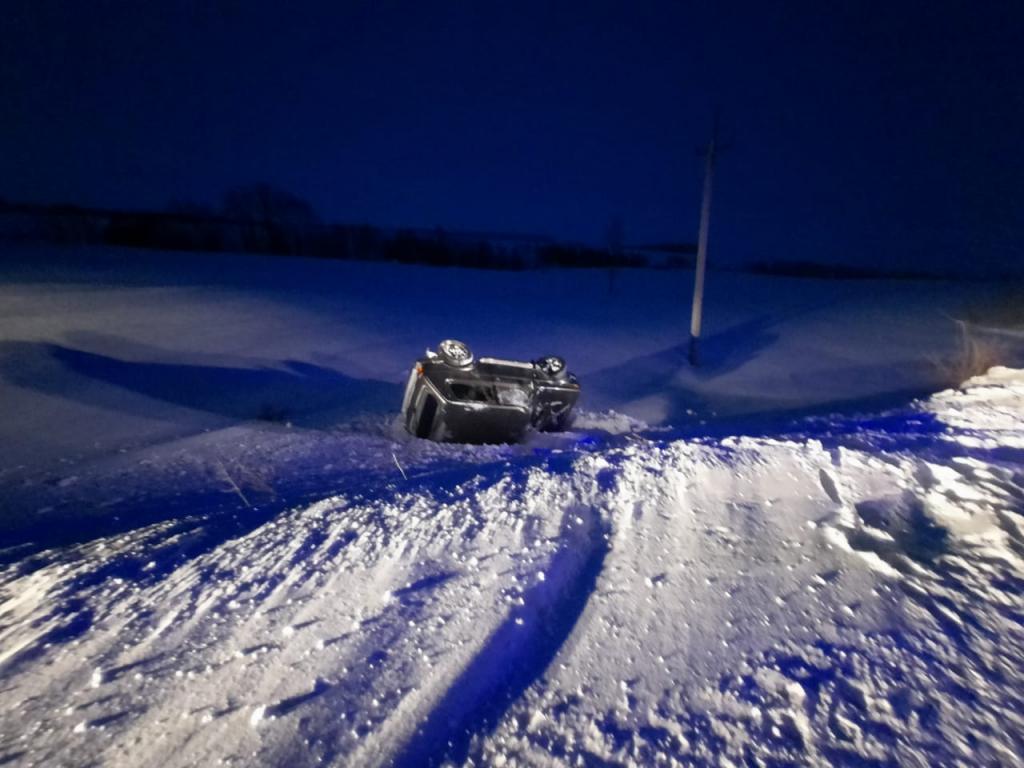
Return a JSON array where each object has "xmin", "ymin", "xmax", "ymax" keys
[{"xmin": 689, "ymin": 116, "xmax": 719, "ymax": 366}]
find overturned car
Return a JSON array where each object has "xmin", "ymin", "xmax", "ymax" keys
[{"xmin": 401, "ymin": 339, "xmax": 580, "ymax": 443}]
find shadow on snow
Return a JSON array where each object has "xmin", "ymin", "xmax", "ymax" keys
[{"xmin": 0, "ymin": 336, "xmax": 400, "ymax": 427}]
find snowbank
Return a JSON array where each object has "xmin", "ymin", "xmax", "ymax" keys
[
  {"xmin": 1, "ymin": 246, "xmax": 1023, "ymax": 765},
  {"xmin": 2, "ymin": 360, "xmax": 1022, "ymax": 765}
]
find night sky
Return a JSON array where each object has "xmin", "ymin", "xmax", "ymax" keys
[{"xmin": 3, "ymin": 1, "xmax": 1022, "ymax": 273}]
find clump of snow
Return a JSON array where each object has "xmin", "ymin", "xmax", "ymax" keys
[
  {"xmin": 930, "ymin": 365, "xmax": 1024, "ymax": 448},
  {"xmin": 571, "ymin": 409, "xmax": 649, "ymax": 434}
]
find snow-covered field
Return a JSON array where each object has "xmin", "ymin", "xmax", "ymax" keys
[{"xmin": 1, "ymin": 246, "xmax": 1023, "ymax": 766}]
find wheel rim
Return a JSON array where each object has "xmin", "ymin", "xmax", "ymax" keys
[{"xmin": 438, "ymin": 339, "xmax": 474, "ymax": 367}]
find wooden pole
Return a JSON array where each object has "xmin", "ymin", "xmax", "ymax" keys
[{"xmin": 689, "ymin": 120, "xmax": 717, "ymax": 366}]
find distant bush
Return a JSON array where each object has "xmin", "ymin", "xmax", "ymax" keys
[
  {"xmin": 537, "ymin": 243, "xmax": 643, "ymax": 269},
  {"xmin": 106, "ymin": 210, "xmax": 228, "ymax": 253},
  {"xmin": 746, "ymin": 260, "xmax": 938, "ymax": 281},
  {"xmin": 657, "ymin": 253, "xmax": 697, "ymax": 270}
]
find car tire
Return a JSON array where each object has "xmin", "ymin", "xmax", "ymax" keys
[
  {"xmin": 535, "ymin": 355, "xmax": 568, "ymax": 380},
  {"xmin": 437, "ymin": 339, "xmax": 474, "ymax": 368}
]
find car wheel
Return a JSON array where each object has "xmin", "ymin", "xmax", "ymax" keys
[
  {"xmin": 535, "ymin": 355, "xmax": 567, "ymax": 380},
  {"xmin": 437, "ymin": 339, "xmax": 474, "ymax": 368}
]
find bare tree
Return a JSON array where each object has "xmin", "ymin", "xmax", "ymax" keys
[{"xmin": 222, "ymin": 183, "xmax": 320, "ymax": 254}]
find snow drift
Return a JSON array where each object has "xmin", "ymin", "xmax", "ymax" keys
[
  {"xmin": 1, "ymin": 247, "xmax": 1022, "ymax": 766},
  {"xmin": 2, "ymin": 367, "xmax": 1023, "ymax": 766}
]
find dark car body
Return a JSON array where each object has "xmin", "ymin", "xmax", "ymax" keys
[{"xmin": 401, "ymin": 340, "xmax": 580, "ymax": 444}]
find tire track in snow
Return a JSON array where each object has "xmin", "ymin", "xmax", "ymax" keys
[{"xmin": 388, "ymin": 500, "xmax": 610, "ymax": 768}]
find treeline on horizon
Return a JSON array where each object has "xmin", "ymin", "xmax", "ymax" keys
[
  {"xmin": 0, "ymin": 184, "xmax": 685, "ymax": 271},
  {"xmin": 0, "ymin": 186, "xmax": 957, "ymax": 280}
]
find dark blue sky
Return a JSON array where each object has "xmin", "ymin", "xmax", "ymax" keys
[{"xmin": 3, "ymin": 1, "xmax": 1022, "ymax": 272}]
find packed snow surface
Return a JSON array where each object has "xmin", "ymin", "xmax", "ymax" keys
[{"xmin": 1, "ymin": 247, "xmax": 1023, "ymax": 766}]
